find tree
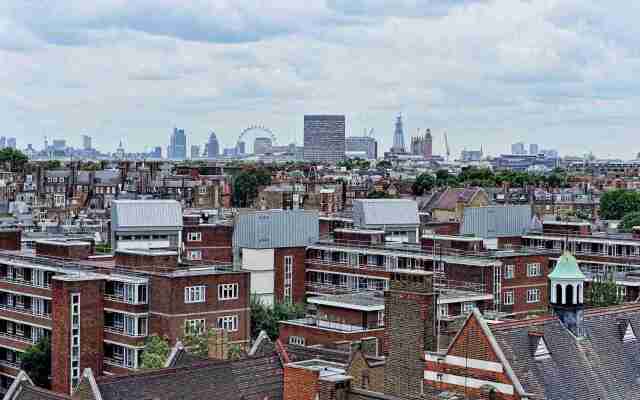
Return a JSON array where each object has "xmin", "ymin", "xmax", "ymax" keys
[
  {"xmin": 140, "ymin": 335, "xmax": 171, "ymax": 369},
  {"xmin": 21, "ymin": 337, "xmax": 51, "ymax": 388},
  {"xmin": 250, "ymin": 296, "xmax": 306, "ymax": 339},
  {"xmin": 367, "ymin": 190, "xmax": 393, "ymax": 199},
  {"xmin": 599, "ymin": 189, "xmax": 640, "ymax": 220},
  {"xmin": 46, "ymin": 160, "xmax": 62, "ymax": 170},
  {"xmin": 586, "ymin": 274, "xmax": 623, "ymax": 307},
  {"xmin": 412, "ymin": 173, "xmax": 436, "ymax": 196},
  {"xmin": 227, "ymin": 344, "xmax": 243, "ymax": 360},
  {"xmin": 0, "ymin": 148, "xmax": 28, "ymax": 172},
  {"xmin": 232, "ymin": 168, "xmax": 272, "ymax": 207},
  {"xmin": 620, "ymin": 211, "xmax": 640, "ymax": 231},
  {"xmin": 376, "ymin": 160, "xmax": 392, "ymax": 169}
]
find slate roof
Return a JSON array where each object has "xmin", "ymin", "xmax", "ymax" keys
[
  {"xmin": 352, "ymin": 199, "xmax": 419, "ymax": 227},
  {"xmin": 285, "ymin": 343, "xmax": 351, "ymax": 364},
  {"xmin": 430, "ymin": 188, "xmax": 484, "ymax": 211},
  {"xmin": 489, "ymin": 304, "xmax": 640, "ymax": 400},
  {"xmin": 12, "ymin": 386, "xmax": 70, "ymax": 400},
  {"xmin": 95, "ymin": 352, "xmax": 283, "ymax": 400}
]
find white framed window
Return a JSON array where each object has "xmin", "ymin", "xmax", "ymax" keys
[
  {"xmin": 462, "ymin": 302, "xmax": 475, "ymax": 313},
  {"xmin": 284, "ymin": 256, "xmax": 293, "ymax": 302},
  {"xmin": 438, "ymin": 304, "xmax": 448, "ymax": 318},
  {"xmin": 187, "ymin": 250, "xmax": 202, "ymax": 261},
  {"xmin": 367, "ymin": 255, "xmax": 377, "ymax": 266},
  {"xmin": 377, "ymin": 310, "xmax": 385, "ymax": 327},
  {"xmin": 217, "ymin": 315, "xmax": 238, "ymax": 332},
  {"xmin": 199, "ymin": 187, "xmax": 207, "ymax": 195},
  {"xmin": 184, "ymin": 286, "xmax": 206, "ymax": 303},
  {"xmin": 339, "ymin": 252, "xmax": 348, "ymax": 263},
  {"xmin": 527, "ymin": 263, "xmax": 542, "ymax": 277},
  {"xmin": 503, "ymin": 290, "xmax": 514, "ymax": 305},
  {"xmin": 218, "ymin": 283, "xmax": 239, "ymax": 300},
  {"xmin": 184, "ymin": 319, "xmax": 206, "ymax": 335},
  {"xmin": 504, "ymin": 265, "xmax": 515, "ymax": 280},
  {"xmin": 527, "ymin": 288, "xmax": 541, "ymax": 303},
  {"xmin": 289, "ymin": 336, "xmax": 305, "ymax": 346},
  {"xmin": 187, "ymin": 232, "xmax": 202, "ymax": 242}
]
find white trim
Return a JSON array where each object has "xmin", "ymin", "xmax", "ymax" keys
[
  {"xmin": 0, "ymin": 316, "xmax": 51, "ymax": 330},
  {"xmin": 149, "ymin": 307, "xmax": 249, "ymax": 318},
  {"xmin": 437, "ymin": 294, "xmax": 493, "ymax": 305},
  {"xmin": 424, "ymin": 371, "xmax": 514, "ymax": 395},
  {"xmin": 307, "ymin": 269, "xmax": 391, "ymax": 281},
  {"xmin": 425, "ymin": 353, "xmax": 503, "ymax": 373},
  {"xmin": 0, "ymin": 289, "xmax": 51, "ymax": 300},
  {"xmin": 307, "ymin": 298, "xmax": 383, "ymax": 312},
  {"xmin": 81, "ymin": 368, "xmax": 104, "ymax": 400},
  {"xmin": 103, "ymin": 339, "xmax": 145, "ymax": 350},
  {"xmin": 103, "ymin": 308, "xmax": 149, "ymax": 317},
  {"xmin": 0, "ymin": 343, "xmax": 25, "ymax": 352}
]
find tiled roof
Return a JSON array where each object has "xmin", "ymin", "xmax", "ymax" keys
[
  {"xmin": 490, "ymin": 304, "xmax": 640, "ymax": 399},
  {"xmin": 12, "ymin": 386, "xmax": 70, "ymax": 400},
  {"xmin": 285, "ymin": 343, "xmax": 351, "ymax": 364},
  {"xmin": 431, "ymin": 188, "xmax": 483, "ymax": 211},
  {"xmin": 97, "ymin": 353, "xmax": 283, "ymax": 400}
]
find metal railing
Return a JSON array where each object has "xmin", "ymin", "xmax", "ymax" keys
[
  {"xmin": 305, "ymin": 281, "xmax": 385, "ymax": 295},
  {"xmin": 0, "ymin": 276, "xmax": 50, "ymax": 290},
  {"xmin": 104, "ymin": 326, "xmax": 147, "ymax": 338},
  {"xmin": 285, "ymin": 317, "xmax": 384, "ymax": 333},
  {"xmin": 104, "ymin": 357, "xmax": 135, "ymax": 369},
  {"xmin": 0, "ymin": 331, "xmax": 36, "ymax": 345},
  {"xmin": 0, "ymin": 303, "xmax": 52, "ymax": 320}
]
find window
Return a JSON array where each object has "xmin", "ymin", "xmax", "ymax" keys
[
  {"xmin": 185, "ymin": 319, "xmax": 206, "ymax": 335},
  {"xmin": 184, "ymin": 286, "xmax": 206, "ymax": 303},
  {"xmin": 199, "ymin": 187, "xmax": 207, "ymax": 195},
  {"xmin": 438, "ymin": 304, "xmax": 449, "ymax": 318},
  {"xmin": 503, "ymin": 290, "xmax": 514, "ymax": 305},
  {"xmin": 462, "ymin": 302, "xmax": 475, "ymax": 314},
  {"xmin": 289, "ymin": 336, "xmax": 305, "ymax": 346},
  {"xmin": 504, "ymin": 265, "xmax": 515, "ymax": 279},
  {"xmin": 217, "ymin": 315, "xmax": 238, "ymax": 332},
  {"xmin": 188, "ymin": 250, "xmax": 202, "ymax": 261},
  {"xmin": 377, "ymin": 310, "xmax": 385, "ymax": 327},
  {"xmin": 339, "ymin": 252, "xmax": 348, "ymax": 263},
  {"xmin": 527, "ymin": 288, "xmax": 541, "ymax": 303},
  {"xmin": 218, "ymin": 283, "xmax": 239, "ymax": 300},
  {"xmin": 367, "ymin": 255, "xmax": 377, "ymax": 266},
  {"xmin": 527, "ymin": 263, "xmax": 542, "ymax": 277},
  {"xmin": 187, "ymin": 232, "xmax": 202, "ymax": 242},
  {"xmin": 284, "ymin": 256, "xmax": 293, "ymax": 303}
]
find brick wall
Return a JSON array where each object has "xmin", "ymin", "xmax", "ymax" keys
[
  {"xmin": 0, "ymin": 230, "xmax": 20, "ymax": 251},
  {"xmin": 283, "ymin": 365, "xmax": 319, "ymax": 400},
  {"xmin": 183, "ymin": 224, "xmax": 233, "ymax": 263},
  {"xmin": 51, "ymin": 277, "xmax": 104, "ymax": 395},
  {"xmin": 36, "ymin": 241, "xmax": 92, "ymax": 260},
  {"xmin": 274, "ymin": 247, "xmax": 307, "ymax": 304},
  {"xmin": 114, "ymin": 252, "xmax": 179, "ymax": 270},
  {"xmin": 348, "ymin": 352, "xmax": 385, "ymax": 393},
  {"xmin": 279, "ymin": 322, "xmax": 385, "ymax": 354}
]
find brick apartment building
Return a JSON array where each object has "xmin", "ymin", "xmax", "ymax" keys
[{"xmin": 182, "ymin": 212, "xmax": 233, "ymax": 263}]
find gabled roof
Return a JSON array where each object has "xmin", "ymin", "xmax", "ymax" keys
[
  {"xmin": 429, "ymin": 188, "xmax": 485, "ymax": 211},
  {"xmin": 3, "ymin": 371, "xmax": 70, "ymax": 400},
  {"xmin": 490, "ymin": 304, "xmax": 640, "ymax": 399}
]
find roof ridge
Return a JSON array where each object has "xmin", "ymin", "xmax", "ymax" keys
[{"xmin": 491, "ymin": 315, "xmax": 558, "ymax": 330}]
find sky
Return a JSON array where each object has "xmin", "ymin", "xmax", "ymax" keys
[{"xmin": 2, "ymin": 0, "xmax": 640, "ymax": 158}]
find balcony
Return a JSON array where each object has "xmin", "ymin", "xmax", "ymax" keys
[
  {"xmin": 305, "ymin": 258, "xmax": 391, "ymax": 272},
  {"xmin": 0, "ymin": 359, "xmax": 19, "ymax": 369},
  {"xmin": 104, "ymin": 326, "xmax": 147, "ymax": 338},
  {"xmin": 0, "ymin": 303, "xmax": 51, "ymax": 320},
  {"xmin": 104, "ymin": 357, "xmax": 135, "ymax": 369},
  {"xmin": 305, "ymin": 281, "xmax": 384, "ymax": 296},
  {"xmin": 0, "ymin": 276, "xmax": 50, "ymax": 290},
  {"xmin": 0, "ymin": 331, "xmax": 36, "ymax": 345},
  {"xmin": 284, "ymin": 317, "xmax": 384, "ymax": 333}
]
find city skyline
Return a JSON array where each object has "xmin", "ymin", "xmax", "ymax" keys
[{"xmin": 2, "ymin": 1, "xmax": 639, "ymax": 158}]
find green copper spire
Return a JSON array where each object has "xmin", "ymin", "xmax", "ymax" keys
[{"xmin": 549, "ymin": 252, "xmax": 586, "ymax": 280}]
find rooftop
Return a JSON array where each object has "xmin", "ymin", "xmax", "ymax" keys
[{"xmin": 307, "ymin": 293, "xmax": 384, "ymax": 311}]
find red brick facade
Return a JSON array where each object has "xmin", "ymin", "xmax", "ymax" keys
[
  {"xmin": 0, "ymin": 230, "xmax": 20, "ymax": 251},
  {"xmin": 183, "ymin": 224, "xmax": 233, "ymax": 263},
  {"xmin": 35, "ymin": 241, "xmax": 93, "ymax": 260},
  {"xmin": 274, "ymin": 247, "xmax": 306, "ymax": 304},
  {"xmin": 283, "ymin": 365, "xmax": 319, "ymax": 400}
]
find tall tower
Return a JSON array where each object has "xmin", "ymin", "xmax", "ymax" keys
[
  {"xmin": 384, "ymin": 270, "xmax": 437, "ymax": 399},
  {"xmin": 549, "ymin": 252, "xmax": 586, "ymax": 337},
  {"xmin": 392, "ymin": 114, "xmax": 405, "ymax": 153},
  {"xmin": 424, "ymin": 128, "xmax": 433, "ymax": 158}
]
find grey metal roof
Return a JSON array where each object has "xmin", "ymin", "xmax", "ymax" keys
[
  {"xmin": 461, "ymin": 205, "xmax": 531, "ymax": 238},
  {"xmin": 233, "ymin": 209, "xmax": 318, "ymax": 249},
  {"xmin": 111, "ymin": 200, "xmax": 183, "ymax": 231},
  {"xmin": 352, "ymin": 199, "xmax": 419, "ymax": 227}
]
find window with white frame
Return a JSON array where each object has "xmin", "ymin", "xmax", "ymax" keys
[
  {"xmin": 438, "ymin": 304, "xmax": 449, "ymax": 318},
  {"xmin": 339, "ymin": 252, "xmax": 348, "ymax": 263},
  {"xmin": 527, "ymin": 288, "xmax": 541, "ymax": 303},
  {"xmin": 503, "ymin": 290, "xmax": 515, "ymax": 305},
  {"xmin": 185, "ymin": 319, "xmax": 206, "ymax": 335},
  {"xmin": 187, "ymin": 232, "xmax": 202, "ymax": 242},
  {"xmin": 284, "ymin": 256, "xmax": 293, "ymax": 302},
  {"xmin": 504, "ymin": 265, "xmax": 515, "ymax": 279},
  {"xmin": 462, "ymin": 302, "xmax": 475, "ymax": 314},
  {"xmin": 527, "ymin": 263, "xmax": 542, "ymax": 277},
  {"xmin": 187, "ymin": 250, "xmax": 202, "ymax": 261},
  {"xmin": 199, "ymin": 187, "xmax": 207, "ymax": 195},
  {"xmin": 288, "ymin": 336, "xmax": 305, "ymax": 346},
  {"xmin": 377, "ymin": 310, "xmax": 385, "ymax": 327},
  {"xmin": 367, "ymin": 255, "xmax": 377, "ymax": 266},
  {"xmin": 184, "ymin": 286, "xmax": 206, "ymax": 303},
  {"xmin": 217, "ymin": 315, "xmax": 238, "ymax": 332},
  {"xmin": 218, "ymin": 283, "xmax": 239, "ymax": 300}
]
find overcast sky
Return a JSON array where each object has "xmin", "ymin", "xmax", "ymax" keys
[{"xmin": 2, "ymin": 1, "xmax": 639, "ymax": 158}]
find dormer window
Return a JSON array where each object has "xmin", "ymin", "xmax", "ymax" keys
[
  {"xmin": 534, "ymin": 338, "xmax": 551, "ymax": 360},
  {"xmin": 623, "ymin": 323, "xmax": 637, "ymax": 343}
]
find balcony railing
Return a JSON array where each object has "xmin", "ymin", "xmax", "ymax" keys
[
  {"xmin": 306, "ymin": 258, "xmax": 392, "ymax": 272},
  {"xmin": 104, "ymin": 357, "xmax": 134, "ymax": 369},
  {"xmin": 0, "ymin": 360, "xmax": 19, "ymax": 369},
  {"xmin": 0, "ymin": 303, "xmax": 52, "ymax": 319},
  {"xmin": 0, "ymin": 276, "xmax": 50, "ymax": 290},
  {"xmin": 0, "ymin": 331, "xmax": 36, "ymax": 344},
  {"xmin": 285, "ymin": 317, "xmax": 384, "ymax": 333},
  {"xmin": 104, "ymin": 326, "xmax": 147, "ymax": 338},
  {"xmin": 305, "ymin": 281, "xmax": 385, "ymax": 296}
]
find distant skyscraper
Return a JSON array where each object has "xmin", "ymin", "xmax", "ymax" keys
[
  {"xmin": 0, "ymin": 137, "xmax": 6, "ymax": 149},
  {"xmin": 410, "ymin": 128, "xmax": 433, "ymax": 159},
  {"xmin": 303, "ymin": 115, "xmax": 346, "ymax": 163},
  {"xmin": 346, "ymin": 136, "xmax": 378, "ymax": 159},
  {"xmin": 168, "ymin": 128, "xmax": 187, "ymax": 159},
  {"xmin": 511, "ymin": 142, "xmax": 526, "ymax": 155},
  {"xmin": 52, "ymin": 139, "xmax": 66, "ymax": 151},
  {"xmin": 391, "ymin": 114, "xmax": 405, "ymax": 153},
  {"xmin": 206, "ymin": 132, "xmax": 220, "ymax": 159},
  {"xmin": 6, "ymin": 137, "xmax": 16, "ymax": 149},
  {"xmin": 254, "ymin": 137, "xmax": 272, "ymax": 155},
  {"xmin": 82, "ymin": 134, "xmax": 92, "ymax": 150},
  {"xmin": 237, "ymin": 141, "xmax": 246, "ymax": 155},
  {"xmin": 191, "ymin": 145, "xmax": 200, "ymax": 159},
  {"xmin": 529, "ymin": 143, "xmax": 539, "ymax": 156},
  {"xmin": 150, "ymin": 146, "xmax": 162, "ymax": 158}
]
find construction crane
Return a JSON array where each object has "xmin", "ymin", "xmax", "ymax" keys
[{"xmin": 444, "ymin": 132, "xmax": 451, "ymax": 162}]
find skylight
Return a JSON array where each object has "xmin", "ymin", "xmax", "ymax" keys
[
  {"xmin": 534, "ymin": 338, "xmax": 551, "ymax": 360},
  {"xmin": 623, "ymin": 323, "xmax": 637, "ymax": 343}
]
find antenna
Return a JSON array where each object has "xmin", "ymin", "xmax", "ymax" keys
[{"xmin": 444, "ymin": 132, "xmax": 451, "ymax": 162}]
